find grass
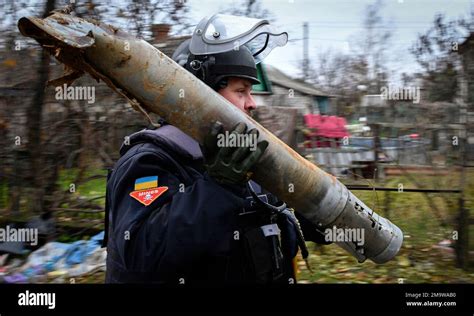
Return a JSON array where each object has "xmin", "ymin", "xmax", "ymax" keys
[
  {"xmin": 56, "ymin": 168, "xmax": 108, "ymax": 208},
  {"xmin": 295, "ymin": 171, "xmax": 474, "ymax": 283},
  {"xmin": 52, "ymin": 167, "xmax": 108, "ymax": 223}
]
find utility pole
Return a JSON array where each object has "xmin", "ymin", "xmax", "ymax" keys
[{"xmin": 303, "ymin": 21, "xmax": 309, "ymax": 80}]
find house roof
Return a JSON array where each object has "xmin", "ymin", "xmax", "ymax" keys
[{"xmin": 263, "ymin": 64, "xmax": 332, "ymax": 97}]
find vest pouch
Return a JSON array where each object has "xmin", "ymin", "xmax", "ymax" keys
[{"xmin": 241, "ymin": 226, "xmax": 274, "ymax": 284}]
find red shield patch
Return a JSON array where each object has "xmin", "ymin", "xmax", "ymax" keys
[{"xmin": 129, "ymin": 187, "xmax": 168, "ymax": 206}]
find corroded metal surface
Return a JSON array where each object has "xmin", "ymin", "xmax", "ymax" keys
[{"xmin": 18, "ymin": 12, "xmax": 403, "ymax": 264}]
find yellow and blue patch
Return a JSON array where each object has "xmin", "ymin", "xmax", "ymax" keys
[
  {"xmin": 130, "ymin": 176, "xmax": 168, "ymax": 206},
  {"xmin": 134, "ymin": 176, "xmax": 158, "ymax": 190}
]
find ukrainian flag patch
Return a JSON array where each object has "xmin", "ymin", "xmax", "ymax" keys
[
  {"xmin": 129, "ymin": 176, "xmax": 168, "ymax": 206},
  {"xmin": 134, "ymin": 176, "xmax": 158, "ymax": 190}
]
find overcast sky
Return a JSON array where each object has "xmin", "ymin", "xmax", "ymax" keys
[
  {"xmin": 186, "ymin": 0, "xmax": 473, "ymax": 81},
  {"xmin": 8, "ymin": 0, "xmax": 473, "ymax": 83}
]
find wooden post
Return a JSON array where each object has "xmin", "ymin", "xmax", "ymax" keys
[
  {"xmin": 455, "ymin": 83, "xmax": 470, "ymax": 269},
  {"xmin": 456, "ymin": 135, "xmax": 469, "ymax": 269},
  {"xmin": 371, "ymin": 123, "xmax": 381, "ymax": 180},
  {"xmin": 384, "ymin": 189, "xmax": 391, "ymax": 219}
]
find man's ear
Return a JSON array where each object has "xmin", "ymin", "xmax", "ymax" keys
[{"xmin": 215, "ymin": 78, "xmax": 228, "ymax": 91}]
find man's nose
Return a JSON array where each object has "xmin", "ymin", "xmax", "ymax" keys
[{"xmin": 245, "ymin": 94, "xmax": 257, "ymax": 111}]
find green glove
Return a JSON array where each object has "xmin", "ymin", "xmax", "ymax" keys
[{"xmin": 202, "ymin": 121, "xmax": 269, "ymax": 185}]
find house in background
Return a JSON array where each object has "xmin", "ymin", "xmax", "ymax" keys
[
  {"xmin": 458, "ymin": 32, "xmax": 474, "ymax": 160},
  {"xmin": 252, "ymin": 64, "xmax": 333, "ymax": 115},
  {"xmin": 459, "ymin": 33, "xmax": 474, "ymax": 112}
]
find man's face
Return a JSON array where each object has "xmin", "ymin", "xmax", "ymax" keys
[{"xmin": 218, "ymin": 77, "xmax": 257, "ymax": 116}]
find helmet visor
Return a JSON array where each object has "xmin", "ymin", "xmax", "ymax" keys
[{"xmin": 189, "ymin": 14, "xmax": 288, "ymax": 63}]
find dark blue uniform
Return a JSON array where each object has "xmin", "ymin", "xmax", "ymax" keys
[{"xmin": 104, "ymin": 124, "xmax": 327, "ymax": 284}]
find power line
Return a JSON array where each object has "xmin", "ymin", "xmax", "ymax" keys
[
  {"xmin": 285, "ymin": 21, "xmax": 435, "ymax": 26},
  {"xmin": 284, "ymin": 21, "xmax": 435, "ymax": 29},
  {"xmin": 288, "ymin": 37, "xmax": 414, "ymax": 44}
]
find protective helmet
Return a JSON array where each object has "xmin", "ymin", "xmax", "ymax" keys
[
  {"xmin": 173, "ymin": 40, "xmax": 260, "ymax": 89},
  {"xmin": 172, "ymin": 14, "xmax": 288, "ymax": 90}
]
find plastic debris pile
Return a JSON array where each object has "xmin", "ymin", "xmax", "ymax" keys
[{"xmin": 0, "ymin": 232, "xmax": 106, "ymax": 283}]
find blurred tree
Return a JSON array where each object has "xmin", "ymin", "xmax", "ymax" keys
[
  {"xmin": 306, "ymin": 50, "xmax": 369, "ymax": 118},
  {"xmin": 351, "ymin": 0, "xmax": 392, "ymax": 94},
  {"xmin": 221, "ymin": 0, "xmax": 274, "ymax": 20},
  {"xmin": 25, "ymin": 0, "xmax": 56, "ymax": 214},
  {"xmin": 0, "ymin": 0, "xmax": 191, "ymax": 218},
  {"xmin": 303, "ymin": 0, "xmax": 391, "ymax": 117},
  {"xmin": 105, "ymin": 0, "xmax": 191, "ymax": 39},
  {"xmin": 411, "ymin": 11, "xmax": 474, "ymax": 102}
]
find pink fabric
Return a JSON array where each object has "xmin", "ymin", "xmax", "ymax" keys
[{"xmin": 304, "ymin": 114, "xmax": 349, "ymax": 138}]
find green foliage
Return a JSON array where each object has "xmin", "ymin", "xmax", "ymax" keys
[{"xmin": 57, "ymin": 168, "xmax": 108, "ymax": 208}]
